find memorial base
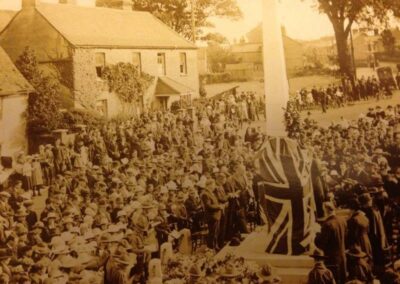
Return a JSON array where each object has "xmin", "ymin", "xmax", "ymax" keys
[{"xmin": 216, "ymin": 226, "xmax": 314, "ymax": 284}]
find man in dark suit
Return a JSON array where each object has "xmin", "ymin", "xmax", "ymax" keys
[
  {"xmin": 315, "ymin": 202, "xmax": 348, "ymax": 284},
  {"xmin": 200, "ymin": 178, "xmax": 223, "ymax": 250},
  {"xmin": 347, "ymin": 198, "xmax": 373, "ymax": 265},
  {"xmin": 359, "ymin": 192, "xmax": 389, "ymax": 277}
]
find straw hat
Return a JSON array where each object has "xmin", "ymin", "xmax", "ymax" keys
[
  {"xmin": 257, "ymin": 264, "xmax": 281, "ymax": 283},
  {"xmin": 346, "ymin": 245, "xmax": 367, "ymax": 258}
]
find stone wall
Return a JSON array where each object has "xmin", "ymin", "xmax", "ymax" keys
[
  {"xmin": 0, "ymin": 94, "xmax": 28, "ymax": 157},
  {"xmin": 72, "ymin": 47, "xmax": 199, "ymax": 117}
]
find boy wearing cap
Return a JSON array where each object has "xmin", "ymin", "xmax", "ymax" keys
[{"xmin": 307, "ymin": 248, "xmax": 336, "ymax": 284}]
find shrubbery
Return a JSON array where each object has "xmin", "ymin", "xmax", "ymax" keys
[
  {"xmin": 15, "ymin": 47, "xmax": 63, "ymax": 136},
  {"xmin": 60, "ymin": 109, "xmax": 106, "ymax": 130},
  {"xmin": 284, "ymin": 100, "xmax": 302, "ymax": 139}
]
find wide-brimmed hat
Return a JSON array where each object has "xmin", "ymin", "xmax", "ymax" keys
[
  {"xmin": 257, "ymin": 264, "xmax": 281, "ymax": 283},
  {"xmin": 310, "ymin": 248, "xmax": 327, "ymax": 259},
  {"xmin": 52, "ymin": 242, "xmax": 70, "ymax": 255},
  {"xmin": 46, "ymin": 212, "xmax": 58, "ymax": 220},
  {"xmin": 0, "ymin": 191, "xmax": 11, "ymax": 199},
  {"xmin": 59, "ymin": 255, "xmax": 80, "ymax": 268},
  {"xmin": 99, "ymin": 233, "xmax": 120, "ymax": 243},
  {"xmin": 189, "ymin": 264, "xmax": 205, "ymax": 278},
  {"xmin": 346, "ymin": 246, "xmax": 367, "ymax": 258},
  {"xmin": 220, "ymin": 264, "xmax": 241, "ymax": 278},
  {"xmin": 33, "ymin": 243, "xmax": 50, "ymax": 255}
]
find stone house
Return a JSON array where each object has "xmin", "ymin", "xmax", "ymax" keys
[
  {"xmin": 352, "ymin": 32, "xmax": 380, "ymax": 67},
  {"xmin": 227, "ymin": 24, "xmax": 304, "ymax": 79},
  {"xmin": 0, "ymin": 0, "xmax": 199, "ymax": 117},
  {"xmin": 0, "ymin": 46, "xmax": 33, "ymax": 158}
]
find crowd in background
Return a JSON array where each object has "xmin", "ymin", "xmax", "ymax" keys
[
  {"xmin": 195, "ymin": 91, "xmax": 265, "ymax": 129},
  {"xmin": 295, "ymin": 75, "xmax": 395, "ymax": 112}
]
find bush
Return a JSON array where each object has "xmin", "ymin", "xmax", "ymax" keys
[
  {"xmin": 15, "ymin": 47, "xmax": 63, "ymax": 136},
  {"xmin": 284, "ymin": 100, "xmax": 301, "ymax": 139},
  {"xmin": 60, "ymin": 109, "xmax": 106, "ymax": 130},
  {"xmin": 200, "ymin": 73, "xmax": 235, "ymax": 84}
]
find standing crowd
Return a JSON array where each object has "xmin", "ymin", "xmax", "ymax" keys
[
  {"xmin": 0, "ymin": 98, "xmax": 266, "ymax": 283},
  {"xmin": 295, "ymin": 75, "xmax": 394, "ymax": 113},
  {"xmin": 297, "ymin": 104, "xmax": 400, "ymax": 284},
  {"xmin": 1, "ymin": 81, "xmax": 400, "ymax": 283}
]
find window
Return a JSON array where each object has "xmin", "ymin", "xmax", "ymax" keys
[
  {"xmin": 96, "ymin": 99, "xmax": 108, "ymax": 117},
  {"xmin": 95, "ymin": 52, "xmax": 106, "ymax": 77},
  {"xmin": 179, "ymin": 52, "xmax": 187, "ymax": 75},
  {"xmin": 157, "ymin": 53, "xmax": 166, "ymax": 75},
  {"xmin": 132, "ymin": 52, "xmax": 141, "ymax": 73}
]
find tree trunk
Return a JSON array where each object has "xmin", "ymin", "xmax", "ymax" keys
[{"xmin": 333, "ymin": 26, "xmax": 354, "ymax": 81}]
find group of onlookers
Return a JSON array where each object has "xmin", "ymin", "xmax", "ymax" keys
[{"xmin": 303, "ymin": 104, "xmax": 400, "ymax": 284}]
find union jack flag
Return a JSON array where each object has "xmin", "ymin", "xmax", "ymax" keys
[{"xmin": 255, "ymin": 137, "xmax": 316, "ymax": 255}]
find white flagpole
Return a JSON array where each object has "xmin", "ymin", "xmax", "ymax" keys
[{"xmin": 262, "ymin": 0, "xmax": 290, "ymax": 137}]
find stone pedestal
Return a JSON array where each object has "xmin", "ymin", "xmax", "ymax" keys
[{"xmin": 216, "ymin": 227, "xmax": 314, "ymax": 284}]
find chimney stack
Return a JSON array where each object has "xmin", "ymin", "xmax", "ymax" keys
[
  {"xmin": 109, "ymin": 0, "xmax": 131, "ymax": 10},
  {"xmin": 21, "ymin": 0, "xmax": 40, "ymax": 8},
  {"xmin": 121, "ymin": 0, "xmax": 131, "ymax": 10}
]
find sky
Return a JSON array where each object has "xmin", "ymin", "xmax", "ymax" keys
[
  {"xmin": 0, "ymin": 0, "xmax": 335, "ymax": 41},
  {"xmin": 208, "ymin": 0, "xmax": 334, "ymax": 42}
]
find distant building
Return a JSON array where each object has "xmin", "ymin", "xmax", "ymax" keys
[
  {"xmin": 227, "ymin": 24, "xmax": 304, "ymax": 79},
  {"xmin": 302, "ymin": 36, "xmax": 336, "ymax": 66},
  {"xmin": 352, "ymin": 32, "xmax": 380, "ymax": 67},
  {"xmin": 0, "ymin": 46, "xmax": 33, "ymax": 157},
  {"xmin": 0, "ymin": 0, "xmax": 199, "ymax": 116}
]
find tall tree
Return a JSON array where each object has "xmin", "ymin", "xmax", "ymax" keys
[
  {"xmin": 96, "ymin": 0, "xmax": 242, "ymax": 40},
  {"xmin": 381, "ymin": 29, "xmax": 396, "ymax": 55},
  {"xmin": 308, "ymin": 0, "xmax": 400, "ymax": 80}
]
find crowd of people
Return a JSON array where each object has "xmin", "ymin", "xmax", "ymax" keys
[
  {"xmin": 295, "ymin": 75, "xmax": 395, "ymax": 113},
  {"xmin": 195, "ymin": 91, "xmax": 265, "ymax": 129},
  {"xmin": 296, "ymin": 104, "xmax": 400, "ymax": 283},
  {"xmin": 0, "ymin": 80, "xmax": 399, "ymax": 283},
  {"xmin": 0, "ymin": 97, "xmax": 267, "ymax": 283}
]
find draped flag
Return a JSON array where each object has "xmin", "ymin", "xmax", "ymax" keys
[{"xmin": 255, "ymin": 137, "xmax": 316, "ymax": 255}]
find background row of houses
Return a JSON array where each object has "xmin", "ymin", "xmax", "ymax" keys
[{"xmin": 218, "ymin": 25, "xmax": 400, "ymax": 81}]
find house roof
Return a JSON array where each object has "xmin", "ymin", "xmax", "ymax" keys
[
  {"xmin": 203, "ymin": 83, "xmax": 239, "ymax": 99},
  {"xmin": 0, "ymin": 10, "xmax": 16, "ymax": 33},
  {"xmin": 0, "ymin": 46, "xmax": 33, "ymax": 96},
  {"xmin": 33, "ymin": 3, "xmax": 196, "ymax": 49},
  {"xmin": 155, "ymin": 77, "xmax": 195, "ymax": 96}
]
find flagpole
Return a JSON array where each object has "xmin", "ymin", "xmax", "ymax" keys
[{"xmin": 262, "ymin": 0, "xmax": 289, "ymax": 137}]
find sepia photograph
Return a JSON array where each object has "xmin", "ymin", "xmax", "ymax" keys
[{"xmin": 0, "ymin": 0, "xmax": 400, "ymax": 283}]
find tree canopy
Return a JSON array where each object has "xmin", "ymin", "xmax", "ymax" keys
[
  {"xmin": 96, "ymin": 0, "xmax": 242, "ymax": 40},
  {"xmin": 381, "ymin": 29, "xmax": 396, "ymax": 55},
  {"xmin": 308, "ymin": 0, "xmax": 400, "ymax": 80}
]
